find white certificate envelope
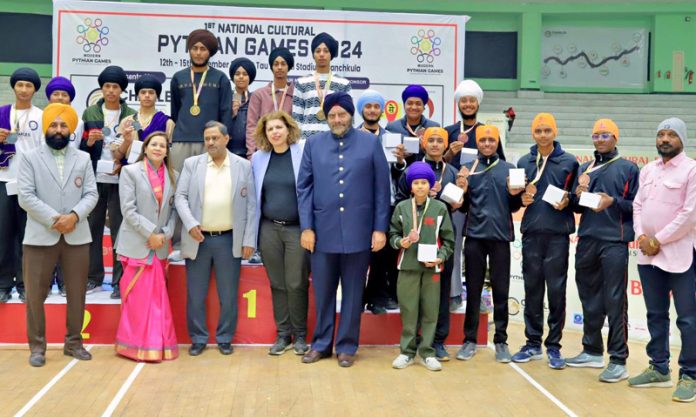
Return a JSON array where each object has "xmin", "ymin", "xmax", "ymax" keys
[
  {"xmin": 542, "ymin": 184, "xmax": 566, "ymax": 206},
  {"xmin": 440, "ymin": 183, "xmax": 464, "ymax": 205},
  {"xmin": 383, "ymin": 147, "xmax": 397, "ymax": 163},
  {"xmin": 417, "ymin": 243, "xmax": 438, "ymax": 263},
  {"xmin": 579, "ymin": 192, "xmax": 602, "ymax": 209},
  {"xmin": 96, "ymin": 160, "xmax": 115, "ymax": 174},
  {"xmin": 509, "ymin": 168, "xmax": 526, "ymax": 189},
  {"xmin": 127, "ymin": 140, "xmax": 143, "ymax": 164},
  {"xmin": 5, "ymin": 180, "xmax": 17, "ymax": 196},
  {"xmin": 459, "ymin": 147, "xmax": 478, "ymax": 165},
  {"xmin": 403, "ymin": 137, "xmax": 420, "ymax": 154},
  {"xmin": 382, "ymin": 133, "xmax": 401, "ymax": 149}
]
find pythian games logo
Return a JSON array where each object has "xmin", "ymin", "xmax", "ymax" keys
[
  {"xmin": 406, "ymin": 29, "xmax": 444, "ymax": 75},
  {"xmin": 73, "ymin": 17, "xmax": 112, "ymax": 64}
]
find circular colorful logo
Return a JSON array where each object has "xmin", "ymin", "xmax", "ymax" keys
[
  {"xmin": 76, "ymin": 18, "xmax": 109, "ymax": 53},
  {"xmin": 410, "ymin": 29, "xmax": 441, "ymax": 64}
]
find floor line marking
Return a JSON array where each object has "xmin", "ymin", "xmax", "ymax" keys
[{"xmin": 101, "ymin": 362, "xmax": 146, "ymax": 417}]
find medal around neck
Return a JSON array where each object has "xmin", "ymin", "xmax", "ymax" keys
[
  {"xmin": 6, "ymin": 133, "xmax": 18, "ymax": 144},
  {"xmin": 101, "ymin": 126, "xmax": 112, "ymax": 137},
  {"xmin": 316, "ymin": 109, "xmax": 326, "ymax": 121},
  {"xmin": 132, "ymin": 120, "xmax": 142, "ymax": 131},
  {"xmin": 190, "ymin": 105, "xmax": 201, "ymax": 116},
  {"xmin": 525, "ymin": 183, "xmax": 537, "ymax": 196},
  {"xmin": 408, "ymin": 230, "xmax": 420, "ymax": 243},
  {"xmin": 579, "ymin": 173, "xmax": 590, "ymax": 187}
]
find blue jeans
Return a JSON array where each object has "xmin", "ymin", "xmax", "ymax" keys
[{"xmin": 638, "ymin": 263, "xmax": 696, "ymax": 378}]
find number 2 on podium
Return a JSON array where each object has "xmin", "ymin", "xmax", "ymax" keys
[{"xmin": 243, "ymin": 289, "xmax": 257, "ymax": 318}]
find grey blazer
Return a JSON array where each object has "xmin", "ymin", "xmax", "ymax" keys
[
  {"xmin": 116, "ymin": 161, "xmax": 177, "ymax": 260},
  {"xmin": 174, "ymin": 151, "xmax": 256, "ymax": 260},
  {"xmin": 18, "ymin": 144, "xmax": 98, "ymax": 246}
]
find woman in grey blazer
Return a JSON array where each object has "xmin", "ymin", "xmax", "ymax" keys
[
  {"xmin": 115, "ymin": 131, "xmax": 179, "ymax": 362},
  {"xmin": 251, "ymin": 111, "xmax": 309, "ymax": 356}
]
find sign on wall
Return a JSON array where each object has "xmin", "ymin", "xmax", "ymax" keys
[
  {"xmin": 541, "ymin": 27, "xmax": 649, "ymax": 89},
  {"xmin": 53, "ymin": 0, "xmax": 467, "ymax": 125}
]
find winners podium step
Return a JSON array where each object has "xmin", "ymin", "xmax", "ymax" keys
[{"xmin": 0, "ymin": 265, "xmax": 488, "ymax": 346}]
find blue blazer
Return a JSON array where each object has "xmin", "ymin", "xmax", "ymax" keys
[
  {"xmin": 250, "ymin": 142, "xmax": 304, "ymax": 245},
  {"xmin": 297, "ymin": 127, "xmax": 391, "ymax": 254}
]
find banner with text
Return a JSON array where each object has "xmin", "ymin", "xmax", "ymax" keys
[{"xmin": 53, "ymin": 0, "xmax": 468, "ymax": 125}]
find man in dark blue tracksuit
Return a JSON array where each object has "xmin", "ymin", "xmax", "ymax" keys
[
  {"xmin": 566, "ymin": 119, "xmax": 639, "ymax": 383},
  {"xmin": 511, "ymin": 113, "xmax": 578, "ymax": 370},
  {"xmin": 455, "ymin": 125, "xmax": 522, "ymax": 363}
]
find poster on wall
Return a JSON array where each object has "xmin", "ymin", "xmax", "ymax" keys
[
  {"xmin": 540, "ymin": 26, "xmax": 648, "ymax": 89},
  {"xmin": 52, "ymin": 0, "xmax": 468, "ymax": 126}
]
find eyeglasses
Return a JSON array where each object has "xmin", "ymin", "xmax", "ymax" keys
[{"xmin": 591, "ymin": 133, "xmax": 613, "ymax": 141}]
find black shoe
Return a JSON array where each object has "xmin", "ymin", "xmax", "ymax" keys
[
  {"xmin": 188, "ymin": 343, "xmax": 206, "ymax": 356},
  {"xmin": 110, "ymin": 286, "xmax": 120, "ymax": 299},
  {"xmin": 218, "ymin": 343, "xmax": 233, "ymax": 355},
  {"xmin": 294, "ymin": 336, "xmax": 310, "ymax": 356},
  {"xmin": 269, "ymin": 337, "xmax": 292, "ymax": 355},
  {"xmin": 385, "ymin": 298, "xmax": 399, "ymax": 310},
  {"xmin": 17, "ymin": 288, "xmax": 25, "ymax": 303},
  {"xmin": 64, "ymin": 346, "xmax": 92, "ymax": 361},
  {"xmin": 29, "ymin": 352, "xmax": 46, "ymax": 367},
  {"xmin": 367, "ymin": 303, "xmax": 387, "ymax": 315},
  {"xmin": 0, "ymin": 290, "xmax": 11, "ymax": 303},
  {"xmin": 85, "ymin": 281, "xmax": 100, "ymax": 294}
]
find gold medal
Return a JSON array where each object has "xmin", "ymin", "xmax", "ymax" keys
[
  {"xmin": 525, "ymin": 183, "xmax": 537, "ymax": 196},
  {"xmin": 579, "ymin": 173, "xmax": 590, "ymax": 187},
  {"xmin": 190, "ymin": 105, "xmax": 201, "ymax": 116},
  {"xmin": 316, "ymin": 109, "xmax": 326, "ymax": 121},
  {"xmin": 408, "ymin": 230, "xmax": 420, "ymax": 243}
]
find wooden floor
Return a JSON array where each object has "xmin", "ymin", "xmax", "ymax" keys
[{"xmin": 2, "ymin": 322, "xmax": 692, "ymax": 417}]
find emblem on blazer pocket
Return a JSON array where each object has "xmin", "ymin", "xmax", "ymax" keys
[
  {"xmin": 240, "ymin": 187, "xmax": 247, "ymax": 197},
  {"xmin": 74, "ymin": 176, "xmax": 83, "ymax": 187}
]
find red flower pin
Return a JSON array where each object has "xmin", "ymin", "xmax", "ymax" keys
[{"xmin": 424, "ymin": 217, "xmax": 435, "ymax": 226}]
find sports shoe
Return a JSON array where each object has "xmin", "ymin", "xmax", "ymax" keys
[
  {"xmin": 366, "ymin": 303, "xmax": 387, "ymax": 315},
  {"xmin": 628, "ymin": 365, "xmax": 673, "ymax": 388},
  {"xmin": 392, "ymin": 354, "xmax": 414, "ymax": 369},
  {"xmin": 511, "ymin": 345, "xmax": 543, "ymax": 363},
  {"xmin": 248, "ymin": 251, "xmax": 262, "ymax": 264},
  {"xmin": 449, "ymin": 296, "xmax": 463, "ymax": 313},
  {"xmin": 547, "ymin": 348, "xmax": 566, "ymax": 370},
  {"xmin": 167, "ymin": 250, "xmax": 183, "ymax": 262},
  {"xmin": 0, "ymin": 290, "xmax": 11, "ymax": 303},
  {"xmin": 385, "ymin": 298, "xmax": 399, "ymax": 310},
  {"xmin": 456, "ymin": 342, "xmax": 477, "ymax": 361},
  {"xmin": 495, "ymin": 343, "xmax": 512, "ymax": 363},
  {"xmin": 85, "ymin": 281, "xmax": 100, "ymax": 294},
  {"xmin": 433, "ymin": 343, "xmax": 450, "ymax": 362},
  {"xmin": 420, "ymin": 356, "xmax": 442, "ymax": 371},
  {"xmin": 599, "ymin": 363, "xmax": 629, "ymax": 383},
  {"xmin": 566, "ymin": 352, "xmax": 605, "ymax": 368},
  {"xmin": 293, "ymin": 336, "xmax": 309, "ymax": 355},
  {"xmin": 268, "ymin": 337, "xmax": 292, "ymax": 355},
  {"xmin": 110, "ymin": 285, "xmax": 121, "ymax": 299},
  {"xmin": 672, "ymin": 375, "xmax": 696, "ymax": 403}
]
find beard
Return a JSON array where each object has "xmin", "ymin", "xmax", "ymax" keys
[
  {"xmin": 459, "ymin": 110, "xmax": 477, "ymax": 122},
  {"xmin": 362, "ymin": 112, "xmax": 381, "ymax": 125},
  {"xmin": 46, "ymin": 132, "xmax": 69, "ymax": 150},
  {"xmin": 191, "ymin": 56, "xmax": 210, "ymax": 68},
  {"xmin": 657, "ymin": 143, "xmax": 681, "ymax": 159}
]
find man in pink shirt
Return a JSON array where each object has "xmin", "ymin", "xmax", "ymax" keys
[{"xmin": 630, "ymin": 117, "xmax": 696, "ymax": 403}]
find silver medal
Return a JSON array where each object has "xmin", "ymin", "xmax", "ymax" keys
[
  {"xmin": 7, "ymin": 133, "xmax": 18, "ymax": 144},
  {"xmin": 102, "ymin": 127, "xmax": 112, "ymax": 137},
  {"xmin": 132, "ymin": 121, "xmax": 142, "ymax": 131}
]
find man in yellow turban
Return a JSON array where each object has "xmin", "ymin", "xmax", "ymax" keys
[{"xmin": 17, "ymin": 102, "xmax": 98, "ymax": 367}]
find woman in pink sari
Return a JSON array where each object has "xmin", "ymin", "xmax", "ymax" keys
[{"xmin": 115, "ymin": 131, "xmax": 178, "ymax": 361}]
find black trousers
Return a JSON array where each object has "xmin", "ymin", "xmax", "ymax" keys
[
  {"xmin": 521, "ymin": 233, "xmax": 569, "ymax": 350},
  {"xmin": 434, "ymin": 255, "xmax": 454, "ymax": 345},
  {"xmin": 574, "ymin": 237, "xmax": 629, "ymax": 365},
  {"xmin": 87, "ymin": 182, "xmax": 123, "ymax": 286},
  {"xmin": 0, "ymin": 183, "xmax": 25, "ymax": 291},
  {"xmin": 364, "ymin": 207, "xmax": 398, "ymax": 306},
  {"xmin": 463, "ymin": 238, "xmax": 510, "ymax": 344}
]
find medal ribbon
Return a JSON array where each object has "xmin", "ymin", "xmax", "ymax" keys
[
  {"xmin": 11, "ymin": 106, "xmax": 30, "ymax": 133},
  {"xmin": 422, "ymin": 157, "xmax": 447, "ymax": 185},
  {"xmin": 271, "ymin": 83, "xmax": 288, "ymax": 112},
  {"xmin": 582, "ymin": 154, "xmax": 621, "ymax": 175},
  {"xmin": 411, "ymin": 197, "xmax": 431, "ymax": 236},
  {"xmin": 459, "ymin": 120, "xmax": 476, "ymax": 137},
  {"xmin": 190, "ymin": 68, "xmax": 209, "ymax": 109},
  {"xmin": 530, "ymin": 148, "xmax": 553, "ymax": 185},
  {"xmin": 313, "ymin": 72, "xmax": 333, "ymax": 110},
  {"xmin": 468, "ymin": 158, "xmax": 500, "ymax": 176}
]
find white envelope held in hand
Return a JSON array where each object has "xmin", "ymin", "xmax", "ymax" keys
[
  {"xmin": 403, "ymin": 137, "xmax": 420, "ymax": 154},
  {"xmin": 127, "ymin": 140, "xmax": 144, "ymax": 164},
  {"xmin": 579, "ymin": 192, "xmax": 602, "ymax": 209},
  {"xmin": 459, "ymin": 148, "xmax": 478, "ymax": 166},
  {"xmin": 382, "ymin": 133, "xmax": 401, "ymax": 149},
  {"xmin": 542, "ymin": 185, "xmax": 566, "ymax": 206},
  {"xmin": 440, "ymin": 183, "xmax": 464, "ymax": 205},
  {"xmin": 417, "ymin": 243, "xmax": 438, "ymax": 263},
  {"xmin": 383, "ymin": 147, "xmax": 397, "ymax": 163},
  {"xmin": 5, "ymin": 180, "xmax": 17, "ymax": 196},
  {"xmin": 96, "ymin": 160, "xmax": 115, "ymax": 174},
  {"xmin": 509, "ymin": 168, "xmax": 526, "ymax": 189}
]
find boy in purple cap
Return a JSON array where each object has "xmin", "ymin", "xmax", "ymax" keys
[
  {"xmin": 46, "ymin": 76, "xmax": 83, "ymax": 149},
  {"xmin": 388, "ymin": 161, "xmax": 454, "ymax": 372}
]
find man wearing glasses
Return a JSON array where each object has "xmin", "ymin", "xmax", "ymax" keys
[{"xmin": 566, "ymin": 119, "xmax": 639, "ymax": 384}]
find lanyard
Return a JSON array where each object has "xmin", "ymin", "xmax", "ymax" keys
[
  {"xmin": 411, "ymin": 197, "xmax": 431, "ymax": 234},
  {"xmin": 11, "ymin": 106, "xmax": 30, "ymax": 133},
  {"xmin": 190, "ymin": 68, "xmax": 209, "ymax": 108},
  {"xmin": 422, "ymin": 157, "xmax": 447, "ymax": 185},
  {"xmin": 102, "ymin": 105, "xmax": 121, "ymax": 128},
  {"xmin": 468, "ymin": 158, "xmax": 500, "ymax": 176},
  {"xmin": 460, "ymin": 121, "xmax": 476, "ymax": 136},
  {"xmin": 583, "ymin": 155, "xmax": 621, "ymax": 174},
  {"xmin": 530, "ymin": 148, "xmax": 552, "ymax": 185},
  {"xmin": 271, "ymin": 83, "xmax": 288, "ymax": 111},
  {"xmin": 406, "ymin": 121, "xmax": 424, "ymax": 138},
  {"xmin": 313, "ymin": 72, "xmax": 333, "ymax": 108}
]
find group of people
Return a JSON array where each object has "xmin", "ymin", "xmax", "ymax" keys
[{"xmin": 2, "ymin": 27, "xmax": 695, "ymax": 404}]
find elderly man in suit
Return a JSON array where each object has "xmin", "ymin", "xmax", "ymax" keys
[
  {"xmin": 297, "ymin": 92, "xmax": 391, "ymax": 367},
  {"xmin": 17, "ymin": 103, "xmax": 98, "ymax": 367},
  {"xmin": 175, "ymin": 121, "xmax": 256, "ymax": 357}
]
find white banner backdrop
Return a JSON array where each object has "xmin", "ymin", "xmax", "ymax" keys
[
  {"xmin": 53, "ymin": 0, "xmax": 468, "ymax": 125},
  {"xmin": 540, "ymin": 27, "xmax": 649, "ymax": 89}
]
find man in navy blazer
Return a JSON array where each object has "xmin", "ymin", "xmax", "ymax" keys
[{"xmin": 297, "ymin": 92, "xmax": 390, "ymax": 367}]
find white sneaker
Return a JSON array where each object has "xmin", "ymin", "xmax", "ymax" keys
[
  {"xmin": 392, "ymin": 354, "xmax": 414, "ymax": 369},
  {"xmin": 167, "ymin": 250, "xmax": 183, "ymax": 262},
  {"xmin": 420, "ymin": 356, "xmax": 442, "ymax": 371}
]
